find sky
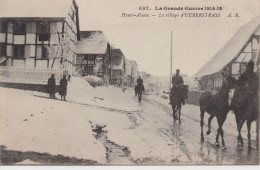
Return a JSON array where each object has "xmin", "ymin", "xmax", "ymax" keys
[{"xmin": 76, "ymin": 0, "xmax": 260, "ymax": 77}]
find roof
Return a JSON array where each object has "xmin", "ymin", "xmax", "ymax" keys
[
  {"xmin": 124, "ymin": 58, "xmax": 131, "ymax": 66},
  {"xmin": 111, "ymin": 49, "xmax": 125, "ymax": 70},
  {"xmin": 130, "ymin": 60, "xmax": 138, "ymax": 68},
  {"xmin": 77, "ymin": 31, "xmax": 109, "ymax": 54},
  {"xmin": 0, "ymin": 0, "xmax": 77, "ymax": 18},
  {"xmin": 194, "ymin": 15, "xmax": 260, "ymax": 78}
]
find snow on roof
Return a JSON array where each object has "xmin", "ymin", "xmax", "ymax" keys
[
  {"xmin": 0, "ymin": 0, "xmax": 75, "ymax": 18},
  {"xmin": 77, "ymin": 31, "xmax": 109, "ymax": 54},
  {"xmin": 130, "ymin": 60, "xmax": 138, "ymax": 68},
  {"xmin": 124, "ymin": 58, "xmax": 131, "ymax": 66},
  {"xmin": 111, "ymin": 49, "xmax": 125, "ymax": 70},
  {"xmin": 194, "ymin": 15, "xmax": 260, "ymax": 78}
]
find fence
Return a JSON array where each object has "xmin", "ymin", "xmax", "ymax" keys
[{"xmin": 0, "ymin": 66, "xmax": 66, "ymax": 85}]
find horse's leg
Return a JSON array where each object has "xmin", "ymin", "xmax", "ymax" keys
[
  {"xmin": 178, "ymin": 104, "xmax": 182, "ymax": 124},
  {"xmin": 235, "ymin": 112, "xmax": 245, "ymax": 146},
  {"xmin": 172, "ymin": 104, "xmax": 176, "ymax": 121},
  {"xmin": 215, "ymin": 116, "xmax": 221, "ymax": 146},
  {"xmin": 247, "ymin": 120, "xmax": 252, "ymax": 149},
  {"xmin": 200, "ymin": 107, "xmax": 205, "ymax": 142},
  {"xmin": 138, "ymin": 93, "xmax": 141, "ymax": 102},
  {"xmin": 217, "ymin": 117, "xmax": 226, "ymax": 149},
  {"xmin": 206, "ymin": 115, "xmax": 214, "ymax": 135}
]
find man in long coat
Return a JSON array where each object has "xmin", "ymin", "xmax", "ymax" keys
[
  {"xmin": 47, "ymin": 74, "xmax": 56, "ymax": 99},
  {"xmin": 59, "ymin": 75, "xmax": 68, "ymax": 101}
]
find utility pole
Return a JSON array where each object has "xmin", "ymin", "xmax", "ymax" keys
[{"xmin": 169, "ymin": 31, "xmax": 173, "ymax": 90}]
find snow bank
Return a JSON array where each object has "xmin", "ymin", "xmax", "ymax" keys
[
  {"xmin": 0, "ymin": 87, "xmax": 106, "ymax": 163},
  {"xmin": 68, "ymin": 77, "xmax": 140, "ymax": 112}
]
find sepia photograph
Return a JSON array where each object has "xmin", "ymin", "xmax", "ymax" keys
[{"xmin": 0, "ymin": 0, "xmax": 259, "ymax": 166}]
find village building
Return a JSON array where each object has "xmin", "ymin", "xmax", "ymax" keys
[
  {"xmin": 194, "ymin": 16, "xmax": 260, "ymax": 91},
  {"xmin": 145, "ymin": 76, "xmax": 159, "ymax": 95},
  {"xmin": 130, "ymin": 60, "xmax": 138, "ymax": 86},
  {"xmin": 76, "ymin": 31, "xmax": 111, "ymax": 82},
  {"xmin": 138, "ymin": 71, "xmax": 147, "ymax": 79},
  {"xmin": 123, "ymin": 58, "xmax": 132, "ymax": 86},
  {"xmin": 0, "ymin": 0, "xmax": 80, "ymax": 85},
  {"xmin": 111, "ymin": 49, "xmax": 125, "ymax": 85}
]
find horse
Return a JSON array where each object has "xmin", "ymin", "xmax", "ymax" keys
[
  {"xmin": 199, "ymin": 73, "xmax": 236, "ymax": 149},
  {"xmin": 230, "ymin": 74, "xmax": 259, "ymax": 148},
  {"xmin": 135, "ymin": 84, "xmax": 145, "ymax": 102},
  {"xmin": 170, "ymin": 84, "xmax": 189, "ymax": 124}
]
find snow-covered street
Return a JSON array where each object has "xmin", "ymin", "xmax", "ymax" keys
[{"xmin": 0, "ymin": 77, "xmax": 259, "ymax": 165}]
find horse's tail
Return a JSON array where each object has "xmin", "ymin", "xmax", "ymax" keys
[
  {"xmin": 200, "ymin": 106, "xmax": 206, "ymax": 142},
  {"xmin": 200, "ymin": 107, "xmax": 205, "ymax": 127}
]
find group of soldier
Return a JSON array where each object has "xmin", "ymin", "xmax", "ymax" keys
[
  {"xmin": 47, "ymin": 74, "xmax": 68, "ymax": 101},
  {"xmin": 169, "ymin": 61, "xmax": 258, "ymax": 108}
]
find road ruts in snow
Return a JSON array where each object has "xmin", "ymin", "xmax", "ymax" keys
[
  {"xmin": 143, "ymin": 96, "xmax": 259, "ymax": 165},
  {"xmin": 136, "ymin": 98, "xmax": 193, "ymax": 163}
]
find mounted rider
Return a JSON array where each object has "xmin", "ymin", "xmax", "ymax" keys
[
  {"xmin": 237, "ymin": 61, "xmax": 258, "ymax": 89},
  {"xmin": 230, "ymin": 61, "xmax": 259, "ymax": 111},
  {"xmin": 170, "ymin": 69, "xmax": 185, "ymax": 105},
  {"xmin": 135, "ymin": 76, "xmax": 145, "ymax": 95}
]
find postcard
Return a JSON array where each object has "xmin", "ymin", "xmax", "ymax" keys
[{"xmin": 0, "ymin": 0, "xmax": 259, "ymax": 166}]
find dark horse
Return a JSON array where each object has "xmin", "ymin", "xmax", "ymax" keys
[
  {"xmin": 170, "ymin": 84, "xmax": 189, "ymax": 124},
  {"xmin": 200, "ymin": 73, "xmax": 236, "ymax": 149},
  {"xmin": 230, "ymin": 74, "xmax": 259, "ymax": 148},
  {"xmin": 135, "ymin": 84, "xmax": 145, "ymax": 102}
]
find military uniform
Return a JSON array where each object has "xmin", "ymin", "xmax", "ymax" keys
[{"xmin": 170, "ymin": 75, "xmax": 185, "ymax": 104}]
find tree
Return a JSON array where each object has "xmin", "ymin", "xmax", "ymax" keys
[{"xmin": 46, "ymin": 31, "xmax": 70, "ymax": 69}]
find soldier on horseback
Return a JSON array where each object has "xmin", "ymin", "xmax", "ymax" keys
[
  {"xmin": 230, "ymin": 60, "xmax": 259, "ymax": 148},
  {"xmin": 230, "ymin": 61, "xmax": 258, "ymax": 111},
  {"xmin": 170, "ymin": 69, "xmax": 185, "ymax": 105},
  {"xmin": 135, "ymin": 76, "xmax": 145, "ymax": 102}
]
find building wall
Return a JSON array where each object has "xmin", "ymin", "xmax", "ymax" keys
[
  {"xmin": 75, "ymin": 54, "xmax": 105, "ymax": 77},
  {"xmin": 130, "ymin": 61, "xmax": 138, "ymax": 85},
  {"xmin": 0, "ymin": 3, "xmax": 78, "ymax": 74},
  {"xmin": 124, "ymin": 59, "xmax": 132, "ymax": 76},
  {"xmin": 111, "ymin": 69, "xmax": 123, "ymax": 85}
]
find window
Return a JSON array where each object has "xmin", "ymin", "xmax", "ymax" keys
[
  {"xmin": 36, "ymin": 45, "xmax": 49, "ymax": 59},
  {"xmin": 13, "ymin": 45, "xmax": 25, "ymax": 58},
  {"xmin": 38, "ymin": 22, "xmax": 50, "ymax": 41},
  {"xmin": 42, "ymin": 45, "xmax": 49, "ymax": 58},
  {"xmin": 24, "ymin": 45, "xmax": 35, "ymax": 58},
  {"xmin": 84, "ymin": 65, "xmax": 93, "ymax": 75},
  {"xmin": 14, "ymin": 22, "xmax": 26, "ymax": 35},
  {"xmin": 0, "ymin": 21, "xmax": 7, "ymax": 33},
  {"xmin": 7, "ymin": 22, "xmax": 13, "ymax": 33},
  {"xmin": 26, "ymin": 22, "xmax": 37, "ymax": 34},
  {"xmin": 0, "ymin": 43, "xmax": 6, "ymax": 57},
  {"xmin": 85, "ymin": 55, "xmax": 96, "ymax": 65}
]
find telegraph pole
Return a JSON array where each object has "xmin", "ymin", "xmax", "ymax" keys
[{"xmin": 170, "ymin": 31, "xmax": 173, "ymax": 90}]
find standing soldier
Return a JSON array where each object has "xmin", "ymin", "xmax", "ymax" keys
[
  {"xmin": 47, "ymin": 74, "xmax": 56, "ymax": 99},
  {"xmin": 59, "ymin": 75, "xmax": 68, "ymax": 101},
  {"xmin": 170, "ymin": 69, "xmax": 185, "ymax": 105}
]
